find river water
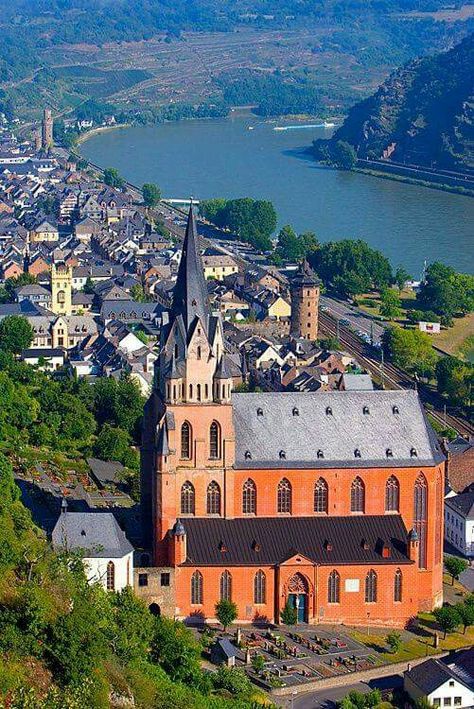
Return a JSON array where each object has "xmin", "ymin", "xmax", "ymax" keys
[{"xmin": 81, "ymin": 115, "xmax": 474, "ymax": 275}]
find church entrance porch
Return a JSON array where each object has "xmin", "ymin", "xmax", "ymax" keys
[{"xmin": 286, "ymin": 573, "xmax": 310, "ymax": 624}]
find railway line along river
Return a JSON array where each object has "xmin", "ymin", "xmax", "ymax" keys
[{"xmin": 80, "ymin": 115, "xmax": 474, "ymax": 274}]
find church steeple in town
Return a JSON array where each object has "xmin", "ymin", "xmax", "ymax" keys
[
  {"xmin": 157, "ymin": 204, "xmax": 232, "ymax": 405},
  {"xmin": 170, "ymin": 204, "xmax": 211, "ymax": 333}
]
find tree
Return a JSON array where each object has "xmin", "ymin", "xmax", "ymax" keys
[
  {"xmin": 93, "ymin": 424, "xmax": 138, "ymax": 470},
  {"xmin": 456, "ymin": 601, "xmax": 474, "ymax": 634},
  {"xmin": 142, "ymin": 183, "xmax": 161, "ymax": 208},
  {"xmin": 251, "ymin": 653, "xmax": 265, "ymax": 673},
  {"xmin": 103, "ymin": 167, "xmax": 125, "ymax": 189},
  {"xmin": 332, "ymin": 140, "xmax": 357, "ymax": 169},
  {"xmin": 394, "ymin": 266, "xmax": 411, "ymax": 291},
  {"xmin": 130, "ymin": 283, "xmax": 151, "ymax": 303},
  {"xmin": 418, "ymin": 262, "xmax": 474, "ymax": 318},
  {"xmin": 385, "ymin": 631, "xmax": 402, "ymax": 654},
  {"xmin": 379, "ymin": 288, "xmax": 402, "ymax": 319},
  {"xmin": 199, "ymin": 197, "xmax": 276, "ymax": 251},
  {"xmin": 83, "ymin": 277, "xmax": 95, "ymax": 294},
  {"xmin": 151, "ymin": 617, "xmax": 203, "ymax": 686},
  {"xmin": 436, "ymin": 356, "xmax": 473, "ymax": 409},
  {"xmin": 311, "ymin": 239, "xmax": 392, "ymax": 295},
  {"xmin": 215, "ymin": 599, "xmax": 238, "ymax": 632},
  {"xmin": 433, "ymin": 606, "xmax": 461, "ymax": 638},
  {"xmin": 276, "ymin": 224, "xmax": 305, "ymax": 262},
  {"xmin": 212, "ymin": 666, "xmax": 252, "ymax": 697},
  {"xmin": 445, "ymin": 556, "xmax": 468, "ymax": 586},
  {"xmin": 0, "ymin": 316, "xmax": 34, "ymax": 355},
  {"xmin": 382, "ymin": 326, "xmax": 437, "ymax": 378},
  {"xmin": 280, "ymin": 600, "xmax": 297, "ymax": 625},
  {"xmin": 109, "ymin": 587, "xmax": 154, "ymax": 662}
]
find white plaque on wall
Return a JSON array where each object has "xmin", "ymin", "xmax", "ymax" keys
[{"xmin": 345, "ymin": 579, "xmax": 360, "ymax": 592}]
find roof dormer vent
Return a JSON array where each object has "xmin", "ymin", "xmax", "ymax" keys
[
  {"xmin": 324, "ymin": 539, "xmax": 333, "ymax": 551},
  {"xmin": 292, "ymin": 407, "xmax": 299, "ymax": 416},
  {"xmin": 392, "ymin": 405, "xmax": 399, "ymax": 415},
  {"xmin": 410, "ymin": 447, "xmax": 418, "ymax": 458},
  {"xmin": 257, "ymin": 407, "xmax": 263, "ymax": 417},
  {"xmin": 363, "ymin": 406, "xmax": 370, "ymax": 415},
  {"xmin": 279, "ymin": 450, "xmax": 286, "ymax": 460},
  {"xmin": 354, "ymin": 448, "xmax": 361, "ymax": 458},
  {"xmin": 317, "ymin": 449, "xmax": 324, "ymax": 459},
  {"xmin": 386, "ymin": 448, "xmax": 393, "ymax": 458},
  {"xmin": 326, "ymin": 406, "xmax": 333, "ymax": 416},
  {"xmin": 244, "ymin": 450, "xmax": 252, "ymax": 460}
]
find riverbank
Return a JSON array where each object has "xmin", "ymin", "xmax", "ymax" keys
[
  {"xmin": 79, "ymin": 115, "xmax": 474, "ymax": 273},
  {"xmin": 354, "ymin": 166, "xmax": 474, "ymax": 198},
  {"xmin": 76, "ymin": 123, "xmax": 131, "ymax": 146}
]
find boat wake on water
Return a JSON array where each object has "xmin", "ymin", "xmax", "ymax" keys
[{"xmin": 273, "ymin": 122, "xmax": 335, "ymax": 131}]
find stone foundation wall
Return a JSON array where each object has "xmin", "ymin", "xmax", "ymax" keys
[{"xmin": 133, "ymin": 567, "xmax": 176, "ymax": 617}]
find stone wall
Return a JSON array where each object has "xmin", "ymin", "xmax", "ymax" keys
[{"xmin": 133, "ymin": 566, "xmax": 176, "ymax": 617}]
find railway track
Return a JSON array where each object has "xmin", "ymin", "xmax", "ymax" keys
[{"xmin": 319, "ymin": 312, "xmax": 474, "ymax": 438}]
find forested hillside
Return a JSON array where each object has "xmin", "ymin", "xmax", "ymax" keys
[
  {"xmin": 1, "ymin": 0, "xmax": 473, "ymax": 121},
  {"xmin": 0, "ymin": 324, "xmax": 265, "ymax": 707},
  {"xmin": 313, "ymin": 33, "xmax": 474, "ymax": 172}
]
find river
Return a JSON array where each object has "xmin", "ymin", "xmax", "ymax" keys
[{"xmin": 80, "ymin": 115, "xmax": 474, "ymax": 275}]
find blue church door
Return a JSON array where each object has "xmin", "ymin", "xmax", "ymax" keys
[{"xmin": 288, "ymin": 593, "xmax": 307, "ymax": 623}]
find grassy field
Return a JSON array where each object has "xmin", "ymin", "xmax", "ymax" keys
[
  {"xmin": 350, "ymin": 575, "xmax": 473, "ymax": 665},
  {"xmin": 432, "ymin": 313, "xmax": 474, "ymax": 361}
]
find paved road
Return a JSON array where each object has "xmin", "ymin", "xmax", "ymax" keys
[
  {"xmin": 319, "ymin": 295, "xmax": 385, "ymax": 345},
  {"xmin": 460, "ymin": 567, "xmax": 474, "ymax": 591},
  {"xmin": 283, "ymin": 673, "xmax": 403, "ymax": 708}
]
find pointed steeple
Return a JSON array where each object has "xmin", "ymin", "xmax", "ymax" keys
[{"xmin": 171, "ymin": 204, "xmax": 210, "ymax": 333}]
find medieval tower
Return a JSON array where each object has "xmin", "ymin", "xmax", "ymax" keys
[
  {"xmin": 290, "ymin": 260, "xmax": 320, "ymax": 341},
  {"xmin": 41, "ymin": 109, "xmax": 53, "ymax": 150}
]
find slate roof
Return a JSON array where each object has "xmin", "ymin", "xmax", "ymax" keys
[
  {"xmin": 52, "ymin": 512, "xmax": 133, "ymax": 558},
  {"xmin": 181, "ymin": 514, "xmax": 410, "ymax": 566},
  {"xmin": 170, "ymin": 205, "xmax": 210, "ymax": 332},
  {"xmin": 340, "ymin": 374, "xmax": 374, "ymax": 391},
  {"xmin": 232, "ymin": 390, "xmax": 443, "ymax": 469},
  {"xmin": 445, "ymin": 491, "xmax": 474, "ymax": 519},
  {"xmin": 87, "ymin": 457, "xmax": 124, "ymax": 487},
  {"xmin": 405, "ymin": 658, "xmax": 472, "ymax": 695}
]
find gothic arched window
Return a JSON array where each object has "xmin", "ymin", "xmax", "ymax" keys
[
  {"xmin": 254, "ymin": 570, "xmax": 266, "ymax": 604},
  {"xmin": 314, "ymin": 477, "xmax": 328, "ymax": 513},
  {"xmin": 277, "ymin": 478, "xmax": 292, "ymax": 514},
  {"xmin": 181, "ymin": 421, "xmax": 192, "ymax": 460},
  {"xmin": 106, "ymin": 561, "xmax": 115, "ymax": 591},
  {"xmin": 351, "ymin": 476, "xmax": 365, "ymax": 513},
  {"xmin": 365, "ymin": 569, "xmax": 377, "ymax": 603},
  {"xmin": 191, "ymin": 571, "xmax": 203, "ymax": 604},
  {"xmin": 181, "ymin": 481, "xmax": 195, "ymax": 515},
  {"xmin": 385, "ymin": 475, "xmax": 400, "ymax": 512},
  {"xmin": 394, "ymin": 568, "xmax": 402, "ymax": 602},
  {"xmin": 220, "ymin": 570, "xmax": 232, "ymax": 601},
  {"xmin": 242, "ymin": 478, "xmax": 257, "ymax": 514},
  {"xmin": 328, "ymin": 570, "xmax": 340, "ymax": 603},
  {"xmin": 414, "ymin": 473, "xmax": 428, "ymax": 568},
  {"xmin": 209, "ymin": 421, "xmax": 221, "ymax": 459},
  {"xmin": 197, "ymin": 383, "xmax": 201, "ymax": 402},
  {"xmin": 207, "ymin": 481, "xmax": 221, "ymax": 515}
]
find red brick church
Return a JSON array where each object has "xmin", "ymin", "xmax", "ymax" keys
[{"xmin": 140, "ymin": 206, "xmax": 444, "ymax": 627}]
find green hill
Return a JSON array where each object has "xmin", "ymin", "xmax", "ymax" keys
[{"xmin": 314, "ymin": 33, "xmax": 474, "ymax": 172}]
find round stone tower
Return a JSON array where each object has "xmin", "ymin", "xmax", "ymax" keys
[{"xmin": 290, "ymin": 260, "xmax": 320, "ymax": 341}]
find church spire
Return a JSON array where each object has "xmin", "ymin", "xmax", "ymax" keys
[{"xmin": 171, "ymin": 204, "xmax": 210, "ymax": 333}]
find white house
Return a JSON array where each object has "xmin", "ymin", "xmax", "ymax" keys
[
  {"xmin": 445, "ymin": 491, "xmax": 474, "ymax": 558},
  {"xmin": 404, "ymin": 657, "xmax": 474, "ymax": 708},
  {"xmin": 52, "ymin": 509, "xmax": 134, "ymax": 592}
]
